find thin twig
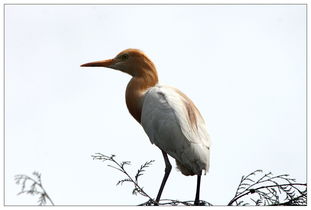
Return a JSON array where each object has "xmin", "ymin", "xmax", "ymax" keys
[
  {"xmin": 92, "ymin": 153, "xmax": 156, "ymax": 204},
  {"xmin": 228, "ymin": 170, "xmax": 307, "ymax": 206},
  {"xmin": 15, "ymin": 172, "xmax": 54, "ymax": 205}
]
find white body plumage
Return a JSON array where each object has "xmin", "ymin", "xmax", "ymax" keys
[{"xmin": 141, "ymin": 85, "xmax": 210, "ymax": 176}]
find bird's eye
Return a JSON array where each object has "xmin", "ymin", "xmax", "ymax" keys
[{"xmin": 120, "ymin": 54, "xmax": 129, "ymax": 60}]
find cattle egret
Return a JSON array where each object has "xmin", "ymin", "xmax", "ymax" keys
[{"xmin": 81, "ymin": 49, "xmax": 210, "ymax": 205}]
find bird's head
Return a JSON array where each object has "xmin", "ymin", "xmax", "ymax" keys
[{"xmin": 81, "ymin": 49, "xmax": 157, "ymax": 77}]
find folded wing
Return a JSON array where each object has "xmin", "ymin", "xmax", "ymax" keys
[{"xmin": 141, "ymin": 85, "xmax": 210, "ymax": 175}]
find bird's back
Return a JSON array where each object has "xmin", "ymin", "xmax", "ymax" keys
[{"xmin": 141, "ymin": 85, "xmax": 210, "ymax": 176}]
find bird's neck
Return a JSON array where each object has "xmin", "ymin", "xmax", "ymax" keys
[{"xmin": 125, "ymin": 69, "xmax": 158, "ymax": 123}]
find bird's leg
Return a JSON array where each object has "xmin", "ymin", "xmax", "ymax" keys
[
  {"xmin": 155, "ymin": 150, "xmax": 172, "ymax": 205},
  {"xmin": 194, "ymin": 171, "xmax": 202, "ymax": 206}
]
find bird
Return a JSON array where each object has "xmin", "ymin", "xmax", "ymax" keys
[{"xmin": 81, "ymin": 49, "xmax": 210, "ymax": 205}]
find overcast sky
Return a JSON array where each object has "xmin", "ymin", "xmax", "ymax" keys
[{"xmin": 5, "ymin": 4, "xmax": 306, "ymax": 205}]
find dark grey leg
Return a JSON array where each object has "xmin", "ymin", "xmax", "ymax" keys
[
  {"xmin": 194, "ymin": 171, "xmax": 202, "ymax": 205},
  {"xmin": 155, "ymin": 150, "xmax": 172, "ymax": 204}
]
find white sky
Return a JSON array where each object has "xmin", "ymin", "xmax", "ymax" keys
[{"xmin": 4, "ymin": 4, "xmax": 306, "ymax": 205}]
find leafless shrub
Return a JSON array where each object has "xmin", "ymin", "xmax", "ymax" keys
[
  {"xmin": 14, "ymin": 155, "xmax": 307, "ymax": 206},
  {"xmin": 91, "ymin": 153, "xmax": 156, "ymax": 204},
  {"xmin": 14, "ymin": 171, "xmax": 54, "ymax": 205},
  {"xmin": 228, "ymin": 169, "xmax": 307, "ymax": 206}
]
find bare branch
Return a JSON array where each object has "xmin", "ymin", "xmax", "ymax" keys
[
  {"xmin": 15, "ymin": 172, "xmax": 54, "ymax": 205},
  {"xmin": 92, "ymin": 153, "xmax": 156, "ymax": 204},
  {"xmin": 228, "ymin": 170, "xmax": 307, "ymax": 206}
]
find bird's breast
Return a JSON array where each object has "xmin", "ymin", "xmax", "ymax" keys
[
  {"xmin": 125, "ymin": 91, "xmax": 144, "ymax": 123},
  {"xmin": 125, "ymin": 76, "xmax": 158, "ymax": 123},
  {"xmin": 125, "ymin": 83, "xmax": 148, "ymax": 123}
]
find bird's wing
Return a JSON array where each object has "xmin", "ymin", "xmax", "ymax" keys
[{"xmin": 141, "ymin": 85, "xmax": 210, "ymax": 175}]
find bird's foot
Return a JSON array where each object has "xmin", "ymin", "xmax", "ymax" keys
[{"xmin": 194, "ymin": 200, "xmax": 205, "ymax": 206}]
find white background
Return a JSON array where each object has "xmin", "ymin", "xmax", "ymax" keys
[{"xmin": 4, "ymin": 4, "xmax": 306, "ymax": 205}]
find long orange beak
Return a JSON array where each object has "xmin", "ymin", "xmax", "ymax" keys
[{"xmin": 80, "ymin": 59, "xmax": 115, "ymax": 67}]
